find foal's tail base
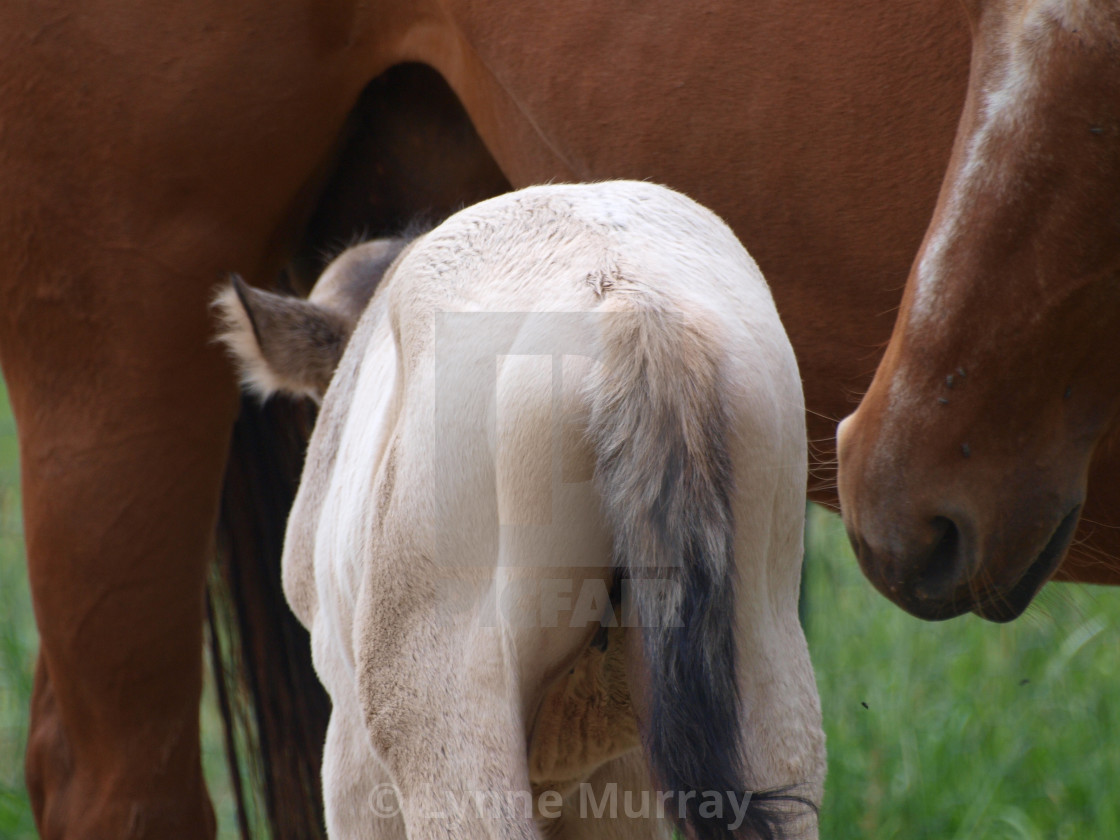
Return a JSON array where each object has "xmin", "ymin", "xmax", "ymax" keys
[{"xmin": 587, "ymin": 297, "xmax": 815, "ymax": 840}]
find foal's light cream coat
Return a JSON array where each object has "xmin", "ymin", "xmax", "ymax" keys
[{"xmin": 217, "ymin": 182, "xmax": 824, "ymax": 840}]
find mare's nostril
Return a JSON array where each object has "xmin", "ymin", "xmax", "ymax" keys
[{"xmin": 911, "ymin": 515, "xmax": 966, "ymax": 602}]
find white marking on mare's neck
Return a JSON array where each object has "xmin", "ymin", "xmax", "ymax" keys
[
  {"xmin": 894, "ymin": 0, "xmax": 1115, "ymax": 418},
  {"xmin": 907, "ymin": 5, "xmax": 1051, "ymax": 332},
  {"xmin": 909, "ymin": 0, "xmax": 1116, "ymax": 333},
  {"xmin": 1027, "ymin": 0, "xmax": 1113, "ymax": 38}
]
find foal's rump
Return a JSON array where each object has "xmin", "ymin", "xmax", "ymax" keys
[
  {"xmin": 216, "ymin": 181, "xmax": 823, "ymax": 840},
  {"xmin": 407, "ymin": 183, "xmax": 814, "ymax": 838}
]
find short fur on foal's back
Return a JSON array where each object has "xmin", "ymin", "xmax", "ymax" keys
[{"xmin": 216, "ymin": 181, "xmax": 825, "ymax": 840}]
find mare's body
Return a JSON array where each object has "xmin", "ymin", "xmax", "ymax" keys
[{"xmin": 3, "ymin": 1, "xmax": 1115, "ymax": 837}]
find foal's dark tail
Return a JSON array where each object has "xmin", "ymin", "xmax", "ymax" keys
[
  {"xmin": 207, "ymin": 394, "xmax": 330, "ymax": 840},
  {"xmin": 588, "ymin": 298, "xmax": 812, "ymax": 840}
]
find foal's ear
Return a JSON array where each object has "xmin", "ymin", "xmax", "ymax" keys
[
  {"xmin": 309, "ymin": 235, "xmax": 413, "ymax": 324},
  {"xmin": 213, "ymin": 275, "xmax": 352, "ymax": 403}
]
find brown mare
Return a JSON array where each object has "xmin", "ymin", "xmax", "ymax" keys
[
  {"xmin": 0, "ymin": 0, "xmax": 1114, "ymax": 838},
  {"xmin": 838, "ymin": 0, "xmax": 1120, "ymax": 621}
]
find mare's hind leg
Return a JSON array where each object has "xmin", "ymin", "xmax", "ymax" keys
[
  {"xmin": 0, "ymin": 15, "xmax": 376, "ymax": 833},
  {"xmin": 0, "ymin": 4, "xmax": 355, "ymax": 833},
  {"xmin": 0, "ymin": 8, "xmax": 506, "ymax": 840},
  {"xmin": 3, "ymin": 306, "xmax": 240, "ymax": 838}
]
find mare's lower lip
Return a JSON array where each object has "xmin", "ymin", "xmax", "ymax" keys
[{"xmin": 972, "ymin": 505, "xmax": 1081, "ymax": 623}]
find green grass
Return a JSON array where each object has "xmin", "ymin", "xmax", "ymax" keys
[
  {"xmin": 805, "ymin": 504, "xmax": 1120, "ymax": 839},
  {"xmin": 0, "ymin": 381, "xmax": 35, "ymax": 840},
  {"xmin": 0, "ymin": 381, "xmax": 1117, "ymax": 838}
]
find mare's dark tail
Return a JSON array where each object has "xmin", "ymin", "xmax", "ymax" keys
[{"xmin": 207, "ymin": 394, "xmax": 330, "ymax": 840}]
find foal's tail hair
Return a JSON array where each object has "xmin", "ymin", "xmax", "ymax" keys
[{"xmin": 587, "ymin": 294, "xmax": 808, "ymax": 840}]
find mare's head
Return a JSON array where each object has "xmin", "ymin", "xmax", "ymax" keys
[{"xmin": 838, "ymin": 0, "xmax": 1120, "ymax": 621}]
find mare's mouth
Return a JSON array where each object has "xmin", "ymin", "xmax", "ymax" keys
[{"xmin": 972, "ymin": 505, "xmax": 1081, "ymax": 623}]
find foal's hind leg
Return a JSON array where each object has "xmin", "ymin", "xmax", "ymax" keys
[
  {"xmin": 352, "ymin": 567, "xmax": 545, "ymax": 840},
  {"xmin": 541, "ymin": 751, "xmax": 670, "ymax": 840},
  {"xmin": 320, "ymin": 680, "xmax": 407, "ymax": 840}
]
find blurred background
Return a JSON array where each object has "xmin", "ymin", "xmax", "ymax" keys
[{"xmin": 1, "ymin": 379, "xmax": 1117, "ymax": 839}]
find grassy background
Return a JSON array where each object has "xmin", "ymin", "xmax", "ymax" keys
[{"xmin": 1, "ymin": 380, "xmax": 1118, "ymax": 838}]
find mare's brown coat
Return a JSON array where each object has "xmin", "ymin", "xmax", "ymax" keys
[{"xmin": 2, "ymin": 1, "xmax": 1114, "ymax": 838}]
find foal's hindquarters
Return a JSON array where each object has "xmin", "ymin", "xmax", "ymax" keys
[{"xmin": 241, "ymin": 183, "xmax": 825, "ymax": 840}]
